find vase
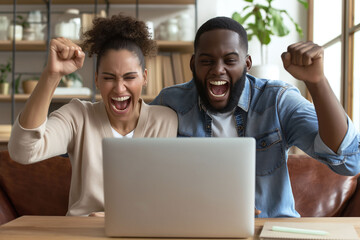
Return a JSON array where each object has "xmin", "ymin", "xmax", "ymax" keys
[
  {"xmin": 249, "ymin": 64, "xmax": 280, "ymax": 80},
  {"xmin": 7, "ymin": 24, "xmax": 23, "ymax": 41},
  {"xmin": 22, "ymin": 80, "xmax": 38, "ymax": 94},
  {"xmin": 0, "ymin": 82, "xmax": 9, "ymax": 95}
]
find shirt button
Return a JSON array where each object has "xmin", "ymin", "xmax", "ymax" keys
[
  {"xmin": 238, "ymin": 125, "xmax": 244, "ymax": 130},
  {"xmin": 207, "ymin": 125, "xmax": 211, "ymax": 129},
  {"xmin": 261, "ymin": 141, "xmax": 267, "ymax": 147}
]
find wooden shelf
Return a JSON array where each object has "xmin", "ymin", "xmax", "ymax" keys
[
  {"xmin": 1, "ymin": 0, "xmax": 195, "ymax": 5},
  {"xmin": 0, "ymin": 40, "xmax": 47, "ymax": 51},
  {"xmin": 0, "ymin": 40, "xmax": 193, "ymax": 52},
  {"xmin": 0, "ymin": 94, "xmax": 156, "ymax": 103}
]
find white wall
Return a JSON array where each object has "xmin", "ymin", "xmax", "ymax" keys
[
  {"xmin": 0, "ymin": 1, "xmax": 308, "ymax": 124},
  {"xmin": 197, "ymin": 0, "xmax": 308, "ymax": 96}
]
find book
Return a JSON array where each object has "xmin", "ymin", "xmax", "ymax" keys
[
  {"xmin": 155, "ymin": 55, "xmax": 163, "ymax": 95},
  {"xmin": 180, "ymin": 53, "xmax": 193, "ymax": 83},
  {"xmin": 161, "ymin": 54, "xmax": 175, "ymax": 88},
  {"xmin": 171, "ymin": 52, "xmax": 184, "ymax": 85},
  {"xmin": 260, "ymin": 222, "xmax": 359, "ymax": 239}
]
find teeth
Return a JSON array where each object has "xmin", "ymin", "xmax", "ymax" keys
[
  {"xmin": 210, "ymin": 91, "xmax": 226, "ymax": 97},
  {"xmin": 210, "ymin": 80, "xmax": 227, "ymax": 86},
  {"xmin": 112, "ymin": 96, "xmax": 130, "ymax": 101}
]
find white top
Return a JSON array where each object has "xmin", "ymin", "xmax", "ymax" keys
[
  {"xmin": 111, "ymin": 127, "xmax": 134, "ymax": 138},
  {"xmin": 208, "ymin": 110, "xmax": 238, "ymax": 137}
]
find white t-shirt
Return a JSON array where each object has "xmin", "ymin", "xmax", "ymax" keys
[
  {"xmin": 208, "ymin": 110, "xmax": 238, "ymax": 137},
  {"xmin": 111, "ymin": 127, "xmax": 134, "ymax": 138}
]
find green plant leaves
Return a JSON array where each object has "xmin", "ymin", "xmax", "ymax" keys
[
  {"xmin": 0, "ymin": 59, "xmax": 12, "ymax": 83},
  {"xmin": 231, "ymin": 0, "xmax": 307, "ymax": 46}
]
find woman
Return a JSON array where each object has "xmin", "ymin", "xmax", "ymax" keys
[{"xmin": 8, "ymin": 14, "xmax": 178, "ymax": 216}]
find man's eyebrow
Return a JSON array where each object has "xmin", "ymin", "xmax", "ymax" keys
[
  {"xmin": 224, "ymin": 52, "xmax": 239, "ymax": 57},
  {"xmin": 198, "ymin": 52, "xmax": 239, "ymax": 57}
]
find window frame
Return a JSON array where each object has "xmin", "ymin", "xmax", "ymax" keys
[{"xmin": 308, "ymin": 0, "xmax": 360, "ymax": 119}]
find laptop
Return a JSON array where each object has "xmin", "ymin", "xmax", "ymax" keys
[{"xmin": 102, "ymin": 138, "xmax": 255, "ymax": 238}]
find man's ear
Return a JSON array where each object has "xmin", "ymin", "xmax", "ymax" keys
[
  {"xmin": 246, "ymin": 54, "xmax": 252, "ymax": 71},
  {"xmin": 190, "ymin": 54, "xmax": 195, "ymax": 73}
]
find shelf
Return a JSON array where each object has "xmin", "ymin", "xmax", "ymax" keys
[
  {"xmin": 0, "ymin": 40, "xmax": 193, "ymax": 52},
  {"xmin": 0, "ymin": 0, "xmax": 195, "ymax": 5},
  {"xmin": 0, "ymin": 40, "xmax": 47, "ymax": 51},
  {"xmin": 0, "ymin": 94, "xmax": 156, "ymax": 103}
]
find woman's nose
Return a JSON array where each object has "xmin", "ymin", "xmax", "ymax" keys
[{"xmin": 114, "ymin": 80, "xmax": 126, "ymax": 92}]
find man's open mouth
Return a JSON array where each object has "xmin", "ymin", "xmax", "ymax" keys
[
  {"xmin": 110, "ymin": 96, "xmax": 131, "ymax": 112},
  {"xmin": 209, "ymin": 80, "xmax": 229, "ymax": 97}
]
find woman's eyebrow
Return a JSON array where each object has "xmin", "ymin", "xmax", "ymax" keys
[
  {"xmin": 123, "ymin": 72, "xmax": 138, "ymax": 76},
  {"xmin": 102, "ymin": 72, "xmax": 116, "ymax": 77}
]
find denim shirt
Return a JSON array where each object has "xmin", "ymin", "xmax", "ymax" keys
[{"xmin": 151, "ymin": 74, "xmax": 360, "ymax": 218}]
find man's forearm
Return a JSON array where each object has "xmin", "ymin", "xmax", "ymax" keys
[{"xmin": 306, "ymin": 77, "xmax": 347, "ymax": 153}]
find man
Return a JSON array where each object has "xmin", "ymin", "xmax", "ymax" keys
[{"xmin": 151, "ymin": 16, "xmax": 360, "ymax": 217}]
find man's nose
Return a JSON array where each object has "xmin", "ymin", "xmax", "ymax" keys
[{"xmin": 211, "ymin": 61, "xmax": 226, "ymax": 75}]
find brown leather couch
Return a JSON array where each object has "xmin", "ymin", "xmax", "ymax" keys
[{"xmin": 0, "ymin": 151, "xmax": 359, "ymax": 225}]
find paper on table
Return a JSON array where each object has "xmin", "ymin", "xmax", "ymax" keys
[{"xmin": 260, "ymin": 222, "xmax": 359, "ymax": 240}]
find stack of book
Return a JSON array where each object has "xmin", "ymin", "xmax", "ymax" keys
[{"xmin": 143, "ymin": 52, "xmax": 193, "ymax": 97}]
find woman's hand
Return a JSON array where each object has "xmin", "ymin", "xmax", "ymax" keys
[
  {"xmin": 89, "ymin": 212, "xmax": 105, "ymax": 217},
  {"xmin": 44, "ymin": 37, "xmax": 85, "ymax": 80}
]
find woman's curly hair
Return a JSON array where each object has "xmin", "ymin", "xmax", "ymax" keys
[{"xmin": 81, "ymin": 14, "xmax": 157, "ymax": 71}]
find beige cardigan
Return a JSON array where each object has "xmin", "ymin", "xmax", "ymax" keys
[{"xmin": 8, "ymin": 99, "xmax": 178, "ymax": 216}]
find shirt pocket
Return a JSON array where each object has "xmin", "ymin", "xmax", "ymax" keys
[{"xmin": 255, "ymin": 129, "xmax": 285, "ymax": 176}]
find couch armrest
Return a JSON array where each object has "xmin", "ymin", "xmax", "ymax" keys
[
  {"xmin": 0, "ymin": 151, "xmax": 71, "ymax": 217},
  {"xmin": 341, "ymin": 175, "xmax": 360, "ymax": 217},
  {"xmin": 0, "ymin": 186, "xmax": 17, "ymax": 225},
  {"xmin": 288, "ymin": 154, "xmax": 358, "ymax": 217}
]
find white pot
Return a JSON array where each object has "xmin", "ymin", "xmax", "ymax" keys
[
  {"xmin": 8, "ymin": 24, "xmax": 23, "ymax": 41},
  {"xmin": 249, "ymin": 64, "xmax": 280, "ymax": 80}
]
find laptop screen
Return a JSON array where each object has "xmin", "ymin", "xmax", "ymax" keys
[{"xmin": 103, "ymin": 138, "xmax": 255, "ymax": 238}]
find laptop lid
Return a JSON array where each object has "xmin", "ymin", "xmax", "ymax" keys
[{"xmin": 102, "ymin": 138, "xmax": 255, "ymax": 238}]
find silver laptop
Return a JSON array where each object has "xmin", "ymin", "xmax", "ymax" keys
[{"xmin": 102, "ymin": 138, "xmax": 255, "ymax": 238}]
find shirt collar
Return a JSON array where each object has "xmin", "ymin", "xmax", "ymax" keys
[{"xmin": 198, "ymin": 76, "xmax": 251, "ymax": 113}]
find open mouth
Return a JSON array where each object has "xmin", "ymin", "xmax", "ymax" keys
[
  {"xmin": 209, "ymin": 80, "xmax": 229, "ymax": 97},
  {"xmin": 110, "ymin": 96, "xmax": 131, "ymax": 112}
]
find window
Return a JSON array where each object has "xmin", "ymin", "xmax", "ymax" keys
[{"xmin": 310, "ymin": 0, "xmax": 360, "ymax": 130}]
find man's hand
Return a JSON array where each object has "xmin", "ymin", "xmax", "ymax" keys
[
  {"xmin": 44, "ymin": 37, "xmax": 85, "ymax": 80},
  {"xmin": 255, "ymin": 208, "xmax": 261, "ymax": 216},
  {"xmin": 281, "ymin": 41, "xmax": 325, "ymax": 83}
]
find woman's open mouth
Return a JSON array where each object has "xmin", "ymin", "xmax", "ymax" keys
[
  {"xmin": 110, "ymin": 96, "xmax": 131, "ymax": 113},
  {"xmin": 209, "ymin": 80, "xmax": 229, "ymax": 98}
]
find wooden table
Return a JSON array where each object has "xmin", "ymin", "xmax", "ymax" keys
[{"xmin": 0, "ymin": 216, "xmax": 360, "ymax": 239}]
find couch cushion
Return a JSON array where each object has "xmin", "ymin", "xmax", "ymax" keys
[
  {"xmin": 0, "ymin": 151, "xmax": 71, "ymax": 216},
  {"xmin": 288, "ymin": 154, "xmax": 358, "ymax": 217}
]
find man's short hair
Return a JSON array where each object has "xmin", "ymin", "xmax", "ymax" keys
[{"xmin": 194, "ymin": 16, "xmax": 248, "ymax": 53}]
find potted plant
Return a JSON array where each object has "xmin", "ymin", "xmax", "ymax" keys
[
  {"xmin": 22, "ymin": 76, "xmax": 39, "ymax": 94},
  {"xmin": 232, "ymin": 0, "xmax": 308, "ymax": 79},
  {"xmin": 0, "ymin": 59, "xmax": 11, "ymax": 95},
  {"xmin": 8, "ymin": 15, "xmax": 30, "ymax": 41}
]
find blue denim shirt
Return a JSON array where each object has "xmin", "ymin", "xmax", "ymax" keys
[{"xmin": 151, "ymin": 74, "xmax": 360, "ymax": 218}]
